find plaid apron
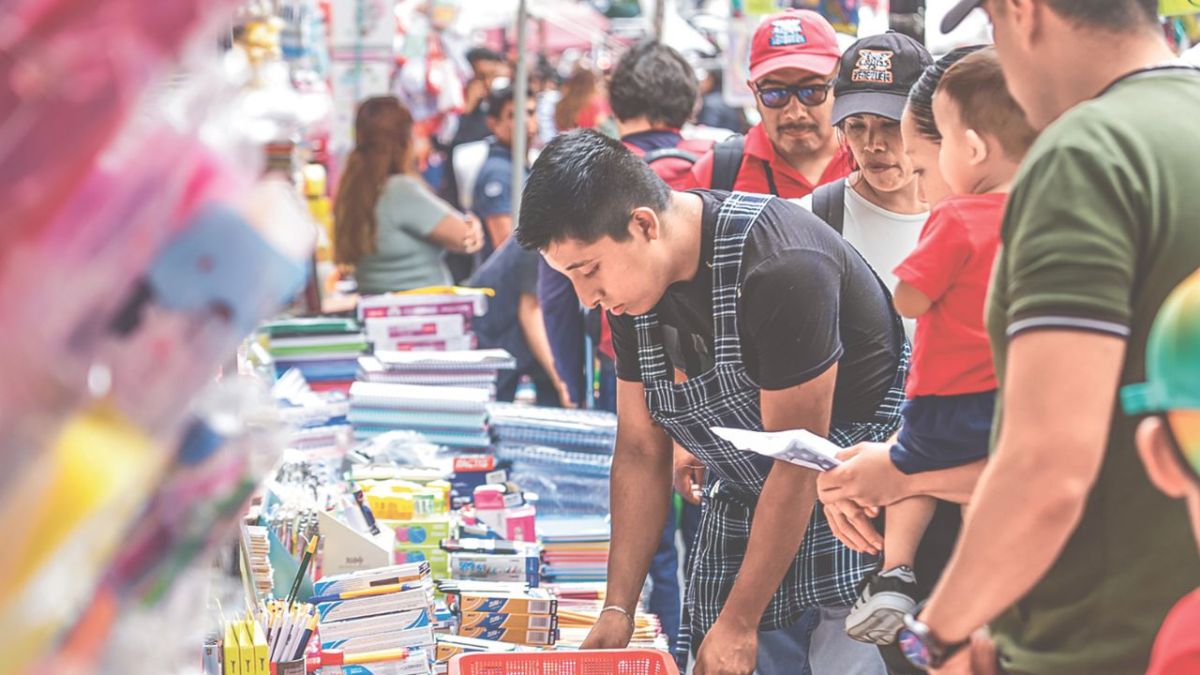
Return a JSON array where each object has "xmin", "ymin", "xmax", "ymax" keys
[{"xmin": 631, "ymin": 192, "xmax": 909, "ymax": 665}]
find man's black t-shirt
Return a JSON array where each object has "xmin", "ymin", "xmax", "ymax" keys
[{"xmin": 609, "ymin": 190, "xmax": 903, "ymax": 421}]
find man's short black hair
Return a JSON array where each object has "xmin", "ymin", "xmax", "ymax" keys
[
  {"xmin": 608, "ymin": 41, "xmax": 699, "ymax": 129},
  {"xmin": 1042, "ymin": 0, "xmax": 1158, "ymax": 29},
  {"xmin": 517, "ymin": 130, "xmax": 672, "ymax": 250},
  {"xmin": 466, "ymin": 47, "xmax": 504, "ymax": 66}
]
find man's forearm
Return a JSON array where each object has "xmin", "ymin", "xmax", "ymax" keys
[
  {"xmin": 920, "ymin": 446, "xmax": 1090, "ymax": 641},
  {"xmin": 604, "ymin": 436, "xmax": 674, "ymax": 612},
  {"xmin": 720, "ymin": 463, "xmax": 818, "ymax": 628},
  {"xmin": 907, "ymin": 460, "xmax": 986, "ymax": 505}
]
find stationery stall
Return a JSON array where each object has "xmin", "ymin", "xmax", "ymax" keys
[{"xmin": 221, "ymin": 289, "xmax": 675, "ymax": 675}]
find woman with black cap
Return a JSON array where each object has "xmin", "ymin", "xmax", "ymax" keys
[{"xmin": 798, "ymin": 32, "xmax": 933, "ymax": 338}]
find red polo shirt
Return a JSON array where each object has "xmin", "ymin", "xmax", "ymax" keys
[{"xmin": 684, "ymin": 123, "xmax": 853, "ymax": 198}]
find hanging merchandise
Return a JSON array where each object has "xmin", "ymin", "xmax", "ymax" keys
[
  {"xmin": 1161, "ymin": 0, "xmax": 1200, "ymax": 16},
  {"xmin": 789, "ymin": 0, "xmax": 860, "ymax": 33},
  {"xmin": 0, "ymin": 5, "xmax": 320, "ymax": 670},
  {"xmin": 0, "ymin": 0, "xmax": 244, "ymax": 257}
]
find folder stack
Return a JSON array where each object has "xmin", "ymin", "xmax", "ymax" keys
[
  {"xmin": 262, "ymin": 318, "xmax": 367, "ymax": 394},
  {"xmin": 312, "ymin": 563, "xmax": 438, "ymax": 668},
  {"xmin": 357, "ymin": 349, "xmax": 516, "ymax": 391},
  {"xmin": 537, "ymin": 516, "xmax": 611, "ymax": 584},
  {"xmin": 358, "ymin": 288, "xmax": 490, "ymax": 354},
  {"xmin": 443, "ymin": 584, "xmax": 559, "ymax": 647},
  {"xmin": 349, "ymin": 381, "xmax": 493, "ymax": 449}
]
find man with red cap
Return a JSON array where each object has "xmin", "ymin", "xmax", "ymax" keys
[{"xmin": 684, "ymin": 9, "xmax": 853, "ymax": 197}]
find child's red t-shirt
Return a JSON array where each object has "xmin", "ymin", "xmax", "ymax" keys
[
  {"xmin": 894, "ymin": 192, "xmax": 1007, "ymax": 398},
  {"xmin": 1148, "ymin": 589, "xmax": 1200, "ymax": 675}
]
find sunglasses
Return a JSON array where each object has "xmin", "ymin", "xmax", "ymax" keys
[{"xmin": 755, "ymin": 81, "xmax": 835, "ymax": 109}]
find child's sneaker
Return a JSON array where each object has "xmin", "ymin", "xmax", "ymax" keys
[{"xmin": 844, "ymin": 565, "xmax": 919, "ymax": 645}]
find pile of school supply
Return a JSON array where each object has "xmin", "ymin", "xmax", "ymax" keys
[
  {"xmin": 465, "ymin": 483, "xmax": 536, "ymax": 543},
  {"xmin": 223, "ymin": 614, "xmax": 270, "ymax": 675},
  {"xmin": 447, "ymin": 455, "xmax": 510, "ymax": 509},
  {"xmin": 537, "ymin": 516, "xmax": 611, "ymax": 584},
  {"xmin": 360, "ymin": 481, "xmax": 454, "ymax": 578},
  {"xmin": 310, "ymin": 646, "xmax": 433, "ymax": 675},
  {"xmin": 273, "ymin": 368, "xmax": 353, "ymax": 456},
  {"xmin": 349, "ymin": 381, "xmax": 493, "ymax": 448},
  {"xmin": 488, "ymin": 406, "xmax": 616, "ymax": 516},
  {"xmin": 261, "ymin": 318, "xmax": 367, "ymax": 394},
  {"xmin": 364, "ymin": 314, "xmax": 475, "ymax": 353},
  {"xmin": 486, "ymin": 404, "xmax": 617, "ymax": 453},
  {"xmin": 443, "ymin": 539, "xmax": 542, "ymax": 586},
  {"xmin": 358, "ymin": 288, "xmax": 490, "ymax": 353},
  {"xmin": 552, "ymin": 599, "xmax": 667, "ymax": 651},
  {"xmin": 259, "ymin": 601, "xmax": 318, "ymax": 669},
  {"xmin": 493, "ymin": 446, "xmax": 612, "ymax": 516},
  {"xmin": 244, "ymin": 525, "xmax": 275, "ymax": 597},
  {"xmin": 312, "ymin": 563, "xmax": 438, "ymax": 667},
  {"xmin": 442, "ymin": 584, "xmax": 559, "ymax": 647},
  {"xmin": 357, "ymin": 350, "xmax": 516, "ymax": 392}
]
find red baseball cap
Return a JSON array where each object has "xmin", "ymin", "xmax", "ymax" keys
[{"xmin": 749, "ymin": 10, "xmax": 841, "ymax": 83}]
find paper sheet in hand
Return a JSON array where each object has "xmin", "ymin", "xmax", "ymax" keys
[{"xmin": 711, "ymin": 427, "xmax": 843, "ymax": 471}]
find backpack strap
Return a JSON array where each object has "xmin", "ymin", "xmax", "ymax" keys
[
  {"xmin": 643, "ymin": 148, "xmax": 700, "ymax": 165},
  {"xmin": 811, "ymin": 178, "xmax": 847, "ymax": 234},
  {"xmin": 709, "ymin": 135, "xmax": 745, "ymax": 192}
]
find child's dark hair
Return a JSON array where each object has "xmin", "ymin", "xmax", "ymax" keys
[
  {"xmin": 907, "ymin": 45, "xmax": 987, "ymax": 143},
  {"xmin": 935, "ymin": 47, "xmax": 1038, "ymax": 161}
]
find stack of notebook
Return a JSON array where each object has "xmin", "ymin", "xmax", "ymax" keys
[
  {"xmin": 272, "ymin": 369, "xmax": 352, "ymax": 455},
  {"xmin": 262, "ymin": 318, "xmax": 367, "ymax": 394},
  {"xmin": 313, "ymin": 563, "xmax": 437, "ymax": 666},
  {"xmin": 357, "ymin": 350, "xmax": 516, "ymax": 392},
  {"xmin": 440, "ymin": 582, "xmax": 559, "ymax": 647},
  {"xmin": 358, "ymin": 289, "xmax": 490, "ymax": 352},
  {"xmin": 487, "ymin": 405, "xmax": 617, "ymax": 453},
  {"xmin": 349, "ymin": 381, "xmax": 493, "ymax": 449},
  {"xmin": 553, "ymin": 596, "xmax": 667, "ymax": 651},
  {"xmin": 489, "ymin": 406, "xmax": 617, "ymax": 516},
  {"xmin": 537, "ymin": 516, "xmax": 611, "ymax": 585}
]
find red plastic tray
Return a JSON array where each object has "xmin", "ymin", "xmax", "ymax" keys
[{"xmin": 448, "ymin": 649, "xmax": 680, "ymax": 675}]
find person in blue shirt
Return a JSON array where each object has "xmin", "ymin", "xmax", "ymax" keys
[
  {"xmin": 467, "ymin": 238, "xmax": 573, "ymax": 407},
  {"xmin": 473, "ymin": 87, "xmax": 538, "ymax": 263}
]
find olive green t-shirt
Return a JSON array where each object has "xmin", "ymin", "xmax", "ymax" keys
[{"xmin": 987, "ymin": 68, "xmax": 1200, "ymax": 675}]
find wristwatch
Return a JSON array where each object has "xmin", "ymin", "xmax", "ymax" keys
[{"xmin": 898, "ymin": 614, "xmax": 970, "ymax": 671}]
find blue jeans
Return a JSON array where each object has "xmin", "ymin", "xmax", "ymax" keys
[{"xmin": 756, "ymin": 608, "xmax": 887, "ymax": 675}]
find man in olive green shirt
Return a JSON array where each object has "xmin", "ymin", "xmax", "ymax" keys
[{"xmin": 914, "ymin": 1, "xmax": 1200, "ymax": 673}]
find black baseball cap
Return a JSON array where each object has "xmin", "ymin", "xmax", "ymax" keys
[
  {"xmin": 941, "ymin": 0, "xmax": 985, "ymax": 33},
  {"xmin": 832, "ymin": 32, "xmax": 933, "ymax": 126}
]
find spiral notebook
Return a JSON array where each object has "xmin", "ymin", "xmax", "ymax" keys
[
  {"xmin": 374, "ymin": 349, "xmax": 516, "ymax": 372},
  {"xmin": 494, "ymin": 445, "xmax": 613, "ymax": 477},
  {"xmin": 347, "ymin": 408, "xmax": 487, "ymax": 431},
  {"xmin": 352, "ymin": 426, "xmax": 492, "ymax": 448},
  {"xmin": 350, "ymin": 382, "xmax": 492, "ymax": 413}
]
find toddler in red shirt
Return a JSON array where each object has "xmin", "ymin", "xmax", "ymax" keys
[{"xmin": 845, "ymin": 48, "xmax": 1037, "ymax": 644}]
